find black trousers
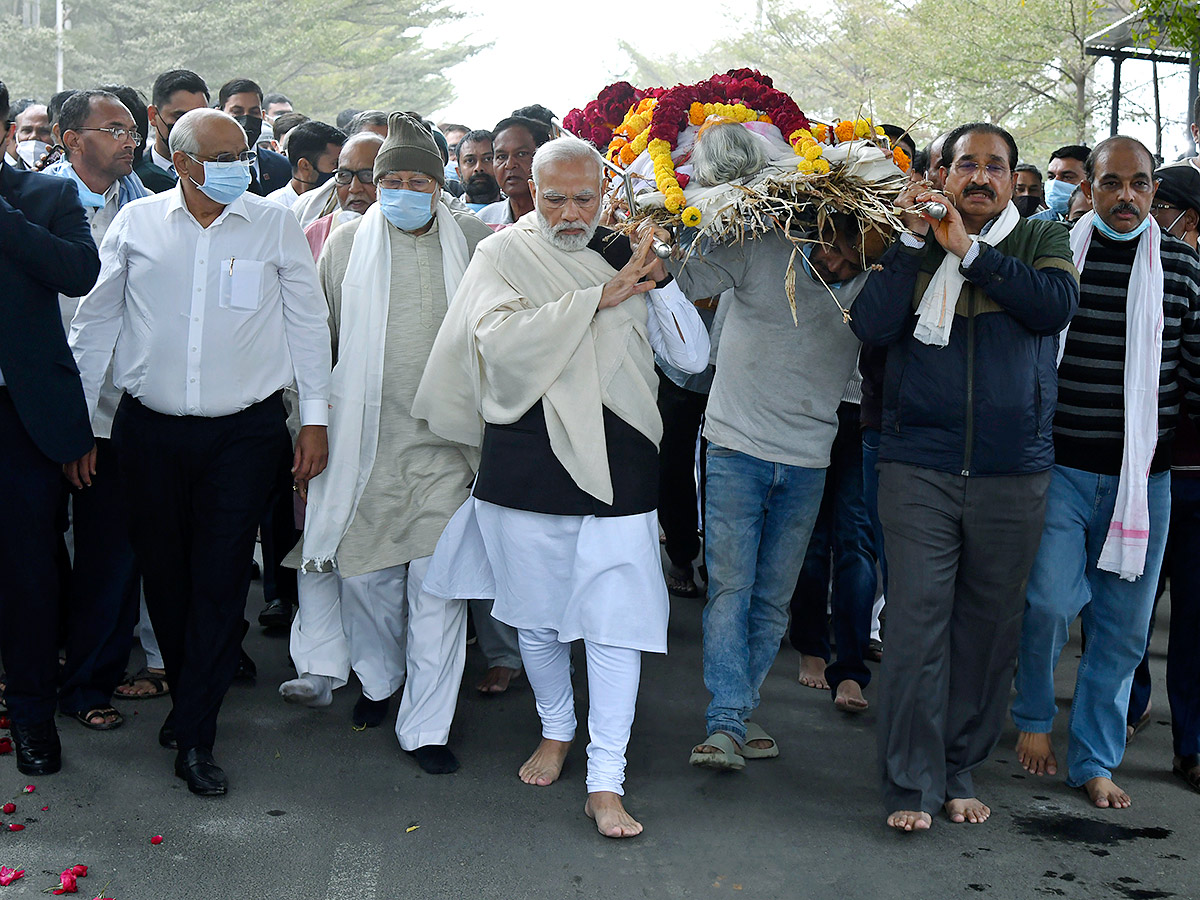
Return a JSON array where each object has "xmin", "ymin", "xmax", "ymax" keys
[
  {"xmin": 111, "ymin": 392, "xmax": 290, "ymax": 752},
  {"xmin": 58, "ymin": 437, "xmax": 141, "ymax": 714},
  {"xmin": 0, "ymin": 388, "xmax": 69, "ymax": 724},
  {"xmin": 656, "ymin": 369, "xmax": 709, "ymax": 570},
  {"xmin": 259, "ymin": 445, "xmax": 300, "ymax": 608}
]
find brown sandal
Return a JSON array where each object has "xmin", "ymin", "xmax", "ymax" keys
[{"xmin": 114, "ymin": 667, "xmax": 169, "ymax": 699}]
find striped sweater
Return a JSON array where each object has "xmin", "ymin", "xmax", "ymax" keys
[{"xmin": 1054, "ymin": 230, "xmax": 1200, "ymax": 475}]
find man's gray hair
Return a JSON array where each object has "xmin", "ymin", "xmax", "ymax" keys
[
  {"xmin": 691, "ymin": 121, "xmax": 765, "ymax": 187},
  {"xmin": 169, "ymin": 108, "xmax": 241, "ymax": 156},
  {"xmin": 531, "ymin": 136, "xmax": 604, "ymax": 188},
  {"xmin": 347, "ymin": 109, "xmax": 388, "ymax": 135}
]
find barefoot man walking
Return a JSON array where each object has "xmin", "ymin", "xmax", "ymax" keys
[{"xmin": 412, "ymin": 136, "xmax": 708, "ymax": 837}]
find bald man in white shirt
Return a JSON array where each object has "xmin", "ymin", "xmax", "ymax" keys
[{"xmin": 68, "ymin": 109, "xmax": 332, "ymax": 796}]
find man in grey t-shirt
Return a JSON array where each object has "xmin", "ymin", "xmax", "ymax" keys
[{"xmin": 666, "ymin": 215, "xmax": 886, "ymax": 770}]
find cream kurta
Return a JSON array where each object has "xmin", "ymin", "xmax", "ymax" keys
[{"xmin": 317, "ymin": 210, "xmax": 493, "ymax": 577}]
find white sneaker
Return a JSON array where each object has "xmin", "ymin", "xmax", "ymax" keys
[{"xmin": 279, "ymin": 673, "xmax": 333, "ymax": 708}]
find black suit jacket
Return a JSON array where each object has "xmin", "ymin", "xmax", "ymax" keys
[
  {"xmin": 251, "ymin": 147, "xmax": 292, "ymax": 197},
  {"xmin": 0, "ymin": 160, "xmax": 99, "ymax": 462}
]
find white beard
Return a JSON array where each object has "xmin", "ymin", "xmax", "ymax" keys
[{"xmin": 536, "ymin": 208, "xmax": 600, "ymax": 252}]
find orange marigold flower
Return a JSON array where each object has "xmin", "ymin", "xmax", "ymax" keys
[
  {"xmin": 811, "ymin": 123, "xmax": 828, "ymax": 142},
  {"xmin": 689, "ymin": 102, "xmax": 707, "ymax": 126},
  {"xmin": 893, "ymin": 146, "xmax": 911, "ymax": 172},
  {"xmin": 834, "ymin": 121, "xmax": 856, "ymax": 143}
]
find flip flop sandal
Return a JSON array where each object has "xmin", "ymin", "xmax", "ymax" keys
[
  {"xmin": 113, "ymin": 667, "xmax": 170, "ymax": 700},
  {"xmin": 689, "ymin": 732, "xmax": 746, "ymax": 771},
  {"xmin": 72, "ymin": 707, "xmax": 124, "ymax": 731},
  {"xmin": 1173, "ymin": 755, "xmax": 1200, "ymax": 794},
  {"xmin": 742, "ymin": 722, "xmax": 780, "ymax": 759},
  {"xmin": 665, "ymin": 570, "xmax": 700, "ymax": 598},
  {"xmin": 1126, "ymin": 709, "xmax": 1152, "ymax": 744}
]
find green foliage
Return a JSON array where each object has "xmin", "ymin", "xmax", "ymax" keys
[
  {"xmin": 1133, "ymin": 0, "xmax": 1200, "ymax": 52},
  {"xmin": 621, "ymin": 0, "xmax": 1120, "ymax": 164},
  {"xmin": 2, "ymin": 0, "xmax": 482, "ymax": 120}
]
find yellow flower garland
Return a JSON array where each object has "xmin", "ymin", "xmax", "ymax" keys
[{"xmin": 648, "ymin": 138, "xmax": 686, "ymax": 213}]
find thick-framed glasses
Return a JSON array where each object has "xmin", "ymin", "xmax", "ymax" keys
[
  {"xmin": 189, "ymin": 150, "xmax": 257, "ymax": 165},
  {"xmin": 377, "ymin": 175, "xmax": 436, "ymax": 192},
  {"xmin": 335, "ymin": 168, "xmax": 375, "ymax": 186},
  {"xmin": 540, "ymin": 191, "xmax": 599, "ymax": 210},
  {"xmin": 78, "ymin": 125, "xmax": 143, "ymax": 147},
  {"xmin": 952, "ymin": 160, "xmax": 1009, "ymax": 179}
]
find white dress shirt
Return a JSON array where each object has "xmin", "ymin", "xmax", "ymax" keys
[
  {"xmin": 266, "ymin": 182, "xmax": 301, "ymax": 208},
  {"xmin": 150, "ymin": 144, "xmax": 176, "ymax": 178},
  {"xmin": 69, "ymin": 185, "xmax": 331, "ymax": 426}
]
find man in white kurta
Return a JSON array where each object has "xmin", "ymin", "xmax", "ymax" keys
[
  {"xmin": 412, "ymin": 136, "xmax": 709, "ymax": 837},
  {"xmin": 280, "ymin": 113, "xmax": 491, "ymax": 775}
]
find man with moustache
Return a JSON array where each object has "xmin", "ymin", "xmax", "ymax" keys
[
  {"xmin": 851, "ymin": 122, "xmax": 1079, "ymax": 831},
  {"xmin": 456, "ymin": 129, "xmax": 500, "ymax": 212},
  {"xmin": 1012, "ymin": 137, "xmax": 1200, "ymax": 811},
  {"xmin": 478, "ymin": 115, "xmax": 550, "ymax": 227},
  {"xmin": 302, "ymin": 131, "xmax": 383, "ymax": 260},
  {"xmin": 413, "ymin": 136, "xmax": 708, "ymax": 837}
]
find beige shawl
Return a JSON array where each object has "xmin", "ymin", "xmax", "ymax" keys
[{"xmin": 411, "ymin": 216, "xmax": 662, "ymax": 505}]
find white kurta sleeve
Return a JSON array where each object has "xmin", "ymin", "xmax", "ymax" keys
[{"xmin": 645, "ymin": 279, "xmax": 710, "ymax": 374}]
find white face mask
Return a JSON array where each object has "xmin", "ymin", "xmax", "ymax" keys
[{"xmin": 16, "ymin": 139, "xmax": 50, "ymax": 168}]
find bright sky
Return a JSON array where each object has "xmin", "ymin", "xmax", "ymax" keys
[
  {"xmin": 429, "ymin": 1, "xmax": 1196, "ymax": 161},
  {"xmin": 429, "ymin": 0, "xmax": 745, "ymax": 129}
]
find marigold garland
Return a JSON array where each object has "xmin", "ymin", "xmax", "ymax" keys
[{"xmin": 681, "ymin": 206, "xmax": 702, "ymax": 227}]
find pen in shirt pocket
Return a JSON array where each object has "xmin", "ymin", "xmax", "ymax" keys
[{"xmin": 229, "ymin": 258, "xmax": 235, "ymax": 276}]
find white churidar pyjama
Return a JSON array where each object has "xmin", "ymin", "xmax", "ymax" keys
[{"xmin": 518, "ymin": 626, "xmax": 642, "ymax": 795}]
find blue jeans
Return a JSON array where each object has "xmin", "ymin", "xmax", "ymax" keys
[
  {"xmin": 702, "ymin": 444, "xmax": 826, "ymax": 742},
  {"xmin": 1012, "ymin": 465, "xmax": 1171, "ymax": 787},
  {"xmin": 789, "ymin": 403, "xmax": 877, "ymax": 691},
  {"xmin": 860, "ymin": 427, "xmax": 888, "ymax": 592}
]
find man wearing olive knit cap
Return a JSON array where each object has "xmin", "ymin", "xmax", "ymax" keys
[{"xmin": 281, "ymin": 112, "xmax": 492, "ymax": 774}]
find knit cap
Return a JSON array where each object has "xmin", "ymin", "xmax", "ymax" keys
[{"xmin": 373, "ymin": 112, "xmax": 445, "ymax": 184}]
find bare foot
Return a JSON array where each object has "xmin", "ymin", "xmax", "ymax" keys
[
  {"xmin": 798, "ymin": 655, "xmax": 829, "ymax": 690},
  {"xmin": 1016, "ymin": 731, "xmax": 1058, "ymax": 776},
  {"xmin": 834, "ymin": 680, "xmax": 869, "ymax": 712},
  {"xmin": 584, "ymin": 791, "xmax": 643, "ymax": 838},
  {"xmin": 1084, "ymin": 776, "xmax": 1131, "ymax": 809},
  {"xmin": 476, "ymin": 666, "xmax": 520, "ymax": 694},
  {"xmin": 519, "ymin": 738, "xmax": 571, "ymax": 786},
  {"xmin": 886, "ymin": 810, "xmax": 932, "ymax": 831},
  {"xmin": 944, "ymin": 797, "xmax": 991, "ymax": 824}
]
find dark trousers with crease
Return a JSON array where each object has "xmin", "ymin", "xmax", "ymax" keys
[
  {"xmin": 259, "ymin": 446, "xmax": 300, "ymax": 609},
  {"xmin": 111, "ymin": 392, "xmax": 289, "ymax": 753},
  {"xmin": 58, "ymin": 437, "xmax": 141, "ymax": 715},
  {"xmin": 0, "ymin": 388, "xmax": 68, "ymax": 724},
  {"xmin": 876, "ymin": 462, "xmax": 1049, "ymax": 814},
  {"xmin": 656, "ymin": 369, "xmax": 708, "ymax": 571}
]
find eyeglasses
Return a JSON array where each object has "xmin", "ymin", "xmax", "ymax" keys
[
  {"xmin": 1152, "ymin": 203, "xmax": 1180, "ymax": 212},
  {"xmin": 377, "ymin": 175, "xmax": 436, "ymax": 192},
  {"xmin": 78, "ymin": 125, "xmax": 143, "ymax": 147},
  {"xmin": 188, "ymin": 150, "xmax": 257, "ymax": 165},
  {"xmin": 952, "ymin": 160, "xmax": 1009, "ymax": 179},
  {"xmin": 335, "ymin": 168, "xmax": 376, "ymax": 186},
  {"xmin": 540, "ymin": 191, "xmax": 599, "ymax": 210}
]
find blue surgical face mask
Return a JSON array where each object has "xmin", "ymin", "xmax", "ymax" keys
[
  {"xmin": 378, "ymin": 188, "xmax": 435, "ymax": 232},
  {"xmin": 1044, "ymin": 176, "xmax": 1074, "ymax": 215},
  {"xmin": 800, "ymin": 242, "xmax": 843, "ymax": 290},
  {"xmin": 1093, "ymin": 211, "xmax": 1152, "ymax": 242},
  {"xmin": 64, "ymin": 165, "xmax": 108, "ymax": 208},
  {"xmin": 189, "ymin": 157, "xmax": 252, "ymax": 205}
]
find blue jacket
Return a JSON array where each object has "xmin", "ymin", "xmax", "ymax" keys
[
  {"xmin": 0, "ymin": 160, "xmax": 99, "ymax": 462},
  {"xmin": 850, "ymin": 217, "xmax": 1079, "ymax": 477}
]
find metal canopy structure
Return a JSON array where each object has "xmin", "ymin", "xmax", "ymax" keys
[{"xmin": 1084, "ymin": 4, "xmax": 1199, "ymax": 149}]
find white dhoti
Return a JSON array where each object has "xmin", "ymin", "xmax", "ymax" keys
[{"xmin": 424, "ymin": 497, "xmax": 668, "ymax": 791}]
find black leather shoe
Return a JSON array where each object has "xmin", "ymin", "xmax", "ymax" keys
[
  {"xmin": 11, "ymin": 719, "xmax": 62, "ymax": 776},
  {"xmin": 234, "ymin": 648, "xmax": 257, "ymax": 683},
  {"xmin": 174, "ymin": 747, "xmax": 228, "ymax": 796},
  {"xmin": 257, "ymin": 598, "xmax": 292, "ymax": 629},
  {"xmin": 158, "ymin": 718, "xmax": 177, "ymax": 750},
  {"xmin": 352, "ymin": 694, "xmax": 390, "ymax": 728}
]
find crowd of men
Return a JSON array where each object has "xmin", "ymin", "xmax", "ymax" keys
[{"xmin": 2, "ymin": 66, "xmax": 1199, "ymax": 840}]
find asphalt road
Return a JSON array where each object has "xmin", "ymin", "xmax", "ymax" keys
[{"xmin": 1, "ymin": 568, "xmax": 1195, "ymax": 900}]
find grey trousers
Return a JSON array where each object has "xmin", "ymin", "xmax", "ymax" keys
[
  {"xmin": 470, "ymin": 599, "xmax": 523, "ymax": 670},
  {"xmin": 876, "ymin": 462, "xmax": 1050, "ymax": 814}
]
